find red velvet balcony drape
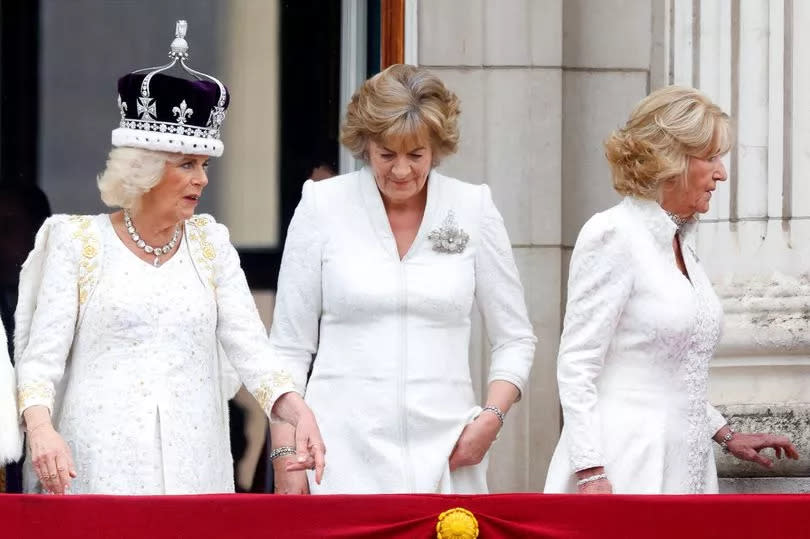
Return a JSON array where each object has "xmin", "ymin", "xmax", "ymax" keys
[{"xmin": 2, "ymin": 493, "xmax": 809, "ymax": 538}]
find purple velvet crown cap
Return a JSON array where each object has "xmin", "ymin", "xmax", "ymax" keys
[
  {"xmin": 112, "ymin": 72, "xmax": 231, "ymax": 157},
  {"xmin": 117, "ymin": 73, "xmax": 230, "ymax": 129},
  {"xmin": 111, "ymin": 20, "xmax": 230, "ymax": 157}
]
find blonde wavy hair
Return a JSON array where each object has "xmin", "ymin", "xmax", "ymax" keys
[
  {"xmin": 341, "ymin": 64, "xmax": 460, "ymax": 163},
  {"xmin": 604, "ymin": 85, "xmax": 732, "ymax": 199},
  {"xmin": 97, "ymin": 147, "xmax": 183, "ymax": 209}
]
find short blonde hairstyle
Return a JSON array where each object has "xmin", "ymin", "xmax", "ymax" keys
[
  {"xmin": 97, "ymin": 147, "xmax": 182, "ymax": 209},
  {"xmin": 604, "ymin": 85, "xmax": 732, "ymax": 199},
  {"xmin": 341, "ymin": 64, "xmax": 460, "ymax": 163}
]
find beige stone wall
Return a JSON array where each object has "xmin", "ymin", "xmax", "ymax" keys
[
  {"xmin": 418, "ymin": 0, "xmax": 564, "ymax": 492},
  {"xmin": 218, "ymin": 1, "xmax": 280, "ymax": 248}
]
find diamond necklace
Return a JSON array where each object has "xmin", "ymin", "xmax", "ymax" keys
[
  {"xmin": 123, "ymin": 209, "xmax": 181, "ymax": 267},
  {"xmin": 664, "ymin": 210, "xmax": 690, "ymax": 231}
]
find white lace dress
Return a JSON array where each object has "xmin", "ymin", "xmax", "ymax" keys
[
  {"xmin": 270, "ymin": 168, "xmax": 536, "ymax": 494},
  {"xmin": 15, "ymin": 214, "xmax": 296, "ymax": 494},
  {"xmin": 544, "ymin": 197, "xmax": 726, "ymax": 494}
]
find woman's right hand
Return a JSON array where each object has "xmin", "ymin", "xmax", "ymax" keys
[
  {"xmin": 273, "ymin": 457, "xmax": 310, "ymax": 494},
  {"xmin": 28, "ymin": 422, "xmax": 76, "ymax": 494}
]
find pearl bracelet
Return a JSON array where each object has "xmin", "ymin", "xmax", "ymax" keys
[
  {"xmin": 576, "ymin": 473, "xmax": 608, "ymax": 486},
  {"xmin": 269, "ymin": 446, "xmax": 297, "ymax": 461}
]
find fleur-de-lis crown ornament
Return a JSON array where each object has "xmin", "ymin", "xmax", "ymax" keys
[
  {"xmin": 172, "ymin": 100, "xmax": 193, "ymax": 124},
  {"xmin": 117, "ymin": 95, "xmax": 127, "ymax": 119},
  {"xmin": 111, "ymin": 20, "xmax": 230, "ymax": 157},
  {"xmin": 428, "ymin": 211, "xmax": 470, "ymax": 254}
]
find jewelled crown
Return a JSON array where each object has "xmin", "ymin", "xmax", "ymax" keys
[{"xmin": 111, "ymin": 20, "xmax": 230, "ymax": 157}]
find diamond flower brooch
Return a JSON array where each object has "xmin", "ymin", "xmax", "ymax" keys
[{"xmin": 428, "ymin": 211, "xmax": 469, "ymax": 254}]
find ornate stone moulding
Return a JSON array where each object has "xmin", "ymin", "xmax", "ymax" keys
[{"xmin": 714, "ymin": 272, "xmax": 810, "ymax": 358}]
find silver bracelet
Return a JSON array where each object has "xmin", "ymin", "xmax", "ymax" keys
[
  {"xmin": 576, "ymin": 473, "xmax": 608, "ymax": 486},
  {"xmin": 269, "ymin": 446, "xmax": 297, "ymax": 461},
  {"xmin": 479, "ymin": 405, "xmax": 506, "ymax": 425}
]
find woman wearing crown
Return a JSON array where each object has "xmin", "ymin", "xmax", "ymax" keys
[{"xmin": 11, "ymin": 22, "xmax": 325, "ymax": 495}]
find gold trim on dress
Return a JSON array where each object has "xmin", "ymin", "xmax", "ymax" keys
[
  {"xmin": 254, "ymin": 371, "xmax": 295, "ymax": 412},
  {"xmin": 69, "ymin": 216, "xmax": 100, "ymax": 305},
  {"xmin": 187, "ymin": 216, "xmax": 217, "ymax": 287},
  {"xmin": 17, "ymin": 381, "xmax": 55, "ymax": 412}
]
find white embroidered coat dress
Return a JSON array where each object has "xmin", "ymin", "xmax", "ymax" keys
[
  {"xmin": 15, "ymin": 214, "xmax": 296, "ymax": 494},
  {"xmin": 544, "ymin": 197, "xmax": 726, "ymax": 494},
  {"xmin": 270, "ymin": 168, "xmax": 536, "ymax": 494}
]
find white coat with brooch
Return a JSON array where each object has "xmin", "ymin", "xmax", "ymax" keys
[{"xmin": 270, "ymin": 168, "xmax": 537, "ymax": 494}]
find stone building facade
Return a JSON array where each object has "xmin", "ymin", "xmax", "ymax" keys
[{"xmin": 412, "ymin": 0, "xmax": 810, "ymax": 493}]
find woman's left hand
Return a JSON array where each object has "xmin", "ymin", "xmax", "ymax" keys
[
  {"xmin": 448, "ymin": 412, "xmax": 501, "ymax": 471},
  {"xmin": 726, "ymin": 433, "xmax": 799, "ymax": 468}
]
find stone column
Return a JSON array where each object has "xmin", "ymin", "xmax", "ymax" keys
[
  {"xmin": 218, "ymin": 0, "xmax": 280, "ymax": 247},
  {"xmin": 668, "ymin": 0, "xmax": 810, "ymax": 492},
  {"xmin": 417, "ymin": 0, "xmax": 563, "ymax": 492},
  {"xmin": 560, "ymin": 0, "xmax": 652, "ymax": 280}
]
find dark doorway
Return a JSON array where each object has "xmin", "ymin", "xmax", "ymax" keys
[
  {"xmin": 0, "ymin": 0, "xmax": 40, "ymax": 187},
  {"xmin": 279, "ymin": 1, "xmax": 342, "ymax": 241}
]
